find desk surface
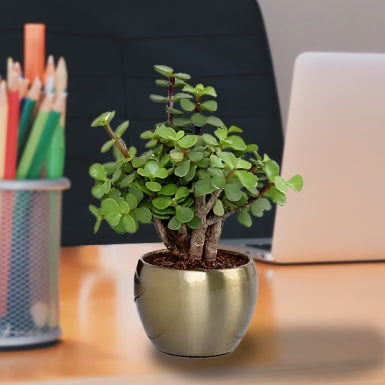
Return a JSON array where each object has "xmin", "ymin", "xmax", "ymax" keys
[{"xmin": 1, "ymin": 243, "xmax": 385, "ymax": 384}]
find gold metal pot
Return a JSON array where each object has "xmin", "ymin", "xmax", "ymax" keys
[{"xmin": 134, "ymin": 249, "xmax": 258, "ymax": 357}]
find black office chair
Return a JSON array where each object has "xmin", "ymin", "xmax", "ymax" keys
[{"xmin": 0, "ymin": 0, "xmax": 283, "ymax": 246}]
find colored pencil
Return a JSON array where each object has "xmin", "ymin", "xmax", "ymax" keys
[
  {"xmin": 0, "ymin": 82, "xmax": 9, "ymax": 318},
  {"xmin": 4, "ymin": 67, "xmax": 20, "ymax": 179},
  {"xmin": 17, "ymin": 93, "xmax": 54, "ymax": 179},
  {"xmin": 24, "ymin": 92, "xmax": 67, "ymax": 179},
  {"xmin": 0, "ymin": 81, "xmax": 8, "ymax": 179},
  {"xmin": 47, "ymin": 57, "xmax": 67, "ymax": 179},
  {"xmin": 44, "ymin": 55, "xmax": 55, "ymax": 94},
  {"xmin": 24, "ymin": 24, "xmax": 45, "ymax": 84},
  {"xmin": 18, "ymin": 77, "xmax": 41, "ymax": 154}
]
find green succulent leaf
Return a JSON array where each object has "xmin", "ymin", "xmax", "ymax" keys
[
  {"xmin": 123, "ymin": 214, "xmax": 138, "ymax": 233},
  {"xmin": 236, "ymin": 159, "xmax": 252, "ymax": 169},
  {"xmin": 200, "ymin": 100, "xmax": 218, "ymax": 112},
  {"xmin": 175, "ymin": 159, "xmax": 191, "ymax": 177},
  {"xmin": 194, "ymin": 179, "xmax": 215, "ymax": 196},
  {"xmin": 176, "ymin": 206, "xmax": 194, "ymax": 223},
  {"xmin": 274, "ymin": 175, "xmax": 288, "ymax": 194},
  {"xmin": 264, "ymin": 160, "xmax": 280, "ymax": 181},
  {"xmin": 101, "ymin": 139, "xmax": 114, "ymax": 153},
  {"xmin": 238, "ymin": 210, "xmax": 252, "ymax": 227},
  {"xmin": 180, "ymin": 98, "xmax": 196, "ymax": 112},
  {"xmin": 132, "ymin": 156, "xmax": 146, "ymax": 168},
  {"xmin": 126, "ymin": 194, "xmax": 138, "ymax": 210},
  {"xmin": 206, "ymin": 116, "xmax": 224, "ymax": 127},
  {"xmin": 236, "ymin": 170, "xmax": 258, "ymax": 189},
  {"xmin": 175, "ymin": 186, "xmax": 190, "ymax": 201},
  {"xmin": 91, "ymin": 185, "xmax": 105, "ymax": 199},
  {"xmin": 263, "ymin": 186, "xmax": 287, "ymax": 205},
  {"xmin": 228, "ymin": 125, "xmax": 243, "ymax": 133},
  {"xmin": 152, "ymin": 196, "xmax": 173, "ymax": 210},
  {"xmin": 214, "ymin": 128, "xmax": 227, "ymax": 141},
  {"xmin": 173, "ymin": 92, "xmax": 193, "ymax": 100},
  {"xmin": 168, "ymin": 215, "xmax": 182, "ymax": 230},
  {"xmin": 101, "ymin": 198, "xmax": 121, "ymax": 215},
  {"xmin": 160, "ymin": 184, "xmax": 178, "ymax": 196},
  {"xmin": 115, "ymin": 121, "xmax": 129, "ymax": 137},
  {"xmin": 202, "ymin": 133, "xmax": 219, "ymax": 146},
  {"xmin": 173, "ymin": 117, "xmax": 191, "ymax": 126},
  {"xmin": 119, "ymin": 201, "xmax": 130, "ymax": 214},
  {"xmin": 226, "ymin": 135, "xmax": 247, "ymax": 151},
  {"xmin": 188, "ymin": 151, "xmax": 204, "ymax": 162},
  {"xmin": 202, "ymin": 86, "xmax": 217, "ymax": 97},
  {"xmin": 187, "ymin": 216, "xmax": 202, "ymax": 229},
  {"xmin": 145, "ymin": 181, "xmax": 162, "ymax": 192},
  {"xmin": 150, "ymin": 94, "xmax": 168, "ymax": 103},
  {"xmin": 218, "ymin": 152, "xmax": 237, "ymax": 169},
  {"xmin": 169, "ymin": 151, "xmax": 184, "ymax": 162},
  {"xmin": 166, "ymin": 106, "xmax": 183, "ymax": 115},
  {"xmin": 190, "ymin": 113, "xmax": 208, "ymax": 127},
  {"xmin": 91, "ymin": 111, "xmax": 115, "ymax": 127},
  {"xmin": 224, "ymin": 183, "xmax": 243, "ymax": 202},
  {"xmin": 173, "ymin": 72, "xmax": 191, "ymax": 80},
  {"xmin": 89, "ymin": 163, "xmax": 106, "ymax": 180},
  {"xmin": 154, "ymin": 65, "xmax": 173, "ymax": 77},
  {"xmin": 155, "ymin": 79, "xmax": 170, "ymax": 87},
  {"xmin": 209, "ymin": 154, "xmax": 224, "ymax": 168},
  {"xmin": 213, "ymin": 199, "xmax": 225, "ymax": 216},
  {"xmin": 134, "ymin": 207, "xmax": 152, "ymax": 224},
  {"xmin": 128, "ymin": 186, "xmax": 143, "ymax": 202},
  {"xmin": 178, "ymin": 135, "xmax": 197, "ymax": 148},
  {"xmin": 286, "ymin": 174, "xmax": 304, "ymax": 192},
  {"xmin": 250, "ymin": 198, "xmax": 272, "ymax": 217}
]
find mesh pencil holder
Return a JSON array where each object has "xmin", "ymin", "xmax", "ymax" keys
[{"xmin": 0, "ymin": 178, "xmax": 70, "ymax": 348}]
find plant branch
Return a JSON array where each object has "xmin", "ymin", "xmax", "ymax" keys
[
  {"xmin": 194, "ymin": 94, "xmax": 201, "ymax": 135},
  {"xmin": 104, "ymin": 124, "xmax": 130, "ymax": 158},
  {"xmin": 205, "ymin": 188, "xmax": 223, "ymax": 214},
  {"xmin": 167, "ymin": 76, "xmax": 175, "ymax": 125}
]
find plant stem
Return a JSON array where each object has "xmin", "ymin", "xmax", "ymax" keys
[
  {"xmin": 104, "ymin": 124, "xmax": 130, "ymax": 158},
  {"xmin": 167, "ymin": 76, "xmax": 175, "ymax": 125},
  {"xmin": 194, "ymin": 94, "xmax": 201, "ymax": 135}
]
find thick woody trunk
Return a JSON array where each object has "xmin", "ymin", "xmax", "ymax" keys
[
  {"xmin": 188, "ymin": 196, "xmax": 207, "ymax": 264},
  {"xmin": 203, "ymin": 219, "xmax": 223, "ymax": 266},
  {"xmin": 152, "ymin": 217, "xmax": 188, "ymax": 259}
]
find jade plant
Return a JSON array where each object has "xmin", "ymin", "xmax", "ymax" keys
[{"xmin": 89, "ymin": 65, "xmax": 303, "ymax": 268}]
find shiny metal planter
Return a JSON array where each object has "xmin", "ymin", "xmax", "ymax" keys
[{"xmin": 134, "ymin": 249, "xmax": 258, "ymax": 357}]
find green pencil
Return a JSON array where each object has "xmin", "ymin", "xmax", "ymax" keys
[
  {"xmin": 17, "ymin": 93, "xmax": 53, "ymax": 179},
  {"xmin": 24, "ymin": 92, "xmax": 67, "ymax": 179},
  {"xmin": 18, "ymin": 77, "xmax": 41, "ymax": 153}
]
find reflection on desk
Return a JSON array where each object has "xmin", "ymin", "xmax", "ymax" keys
[{"xmin": 1, "ymin": 243, "xmax": 385, "ymax": 385}]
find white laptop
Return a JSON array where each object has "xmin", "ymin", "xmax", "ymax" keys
[{"xmin": 225, "ymin": 52, "xmax": 385, "ymax": 263}]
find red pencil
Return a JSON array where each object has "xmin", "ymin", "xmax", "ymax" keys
[{"xmin": 4, "ymin": 62, "xmax": 20, "ymax": 179}]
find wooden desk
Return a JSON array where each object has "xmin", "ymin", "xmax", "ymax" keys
[{"xmin": 1, "ymin": 243, "xmax": 385, "ymax": 384}]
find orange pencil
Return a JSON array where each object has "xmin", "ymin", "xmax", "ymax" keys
[
  {"xmin": 4, "ymin": 67, "xmax": 19, "ymax": 179},
  {"xmin": 24, "ymin": 23, "xmax": 45, "ymax": 84}
]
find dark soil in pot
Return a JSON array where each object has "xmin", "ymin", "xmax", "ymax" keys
[{"xmin": 144, "ymin": 249, "xmax": 249, "ymax": 271}]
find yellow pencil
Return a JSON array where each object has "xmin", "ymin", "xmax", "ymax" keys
[{"xmin": 0, "ymin": 80, "xmax": 8, "ymax": 178}]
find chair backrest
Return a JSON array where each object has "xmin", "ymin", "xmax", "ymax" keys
[{"xmin": 0, "ymin": 0, "xmax": 282, "ymax": 246}]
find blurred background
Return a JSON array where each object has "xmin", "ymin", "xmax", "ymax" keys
[{"xmin": 1, "ymin": 0, "xmax": 382, "ymax": 246}]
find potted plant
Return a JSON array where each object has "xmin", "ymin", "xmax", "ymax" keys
[{"xmin": 89, "ymin": 65, "xmax": 303, "ymax": 357}]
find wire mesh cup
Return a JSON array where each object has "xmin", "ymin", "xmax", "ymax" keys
[{"xmin": 0, "ymin": 178, "xmax": 70, "ymax": 348}]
